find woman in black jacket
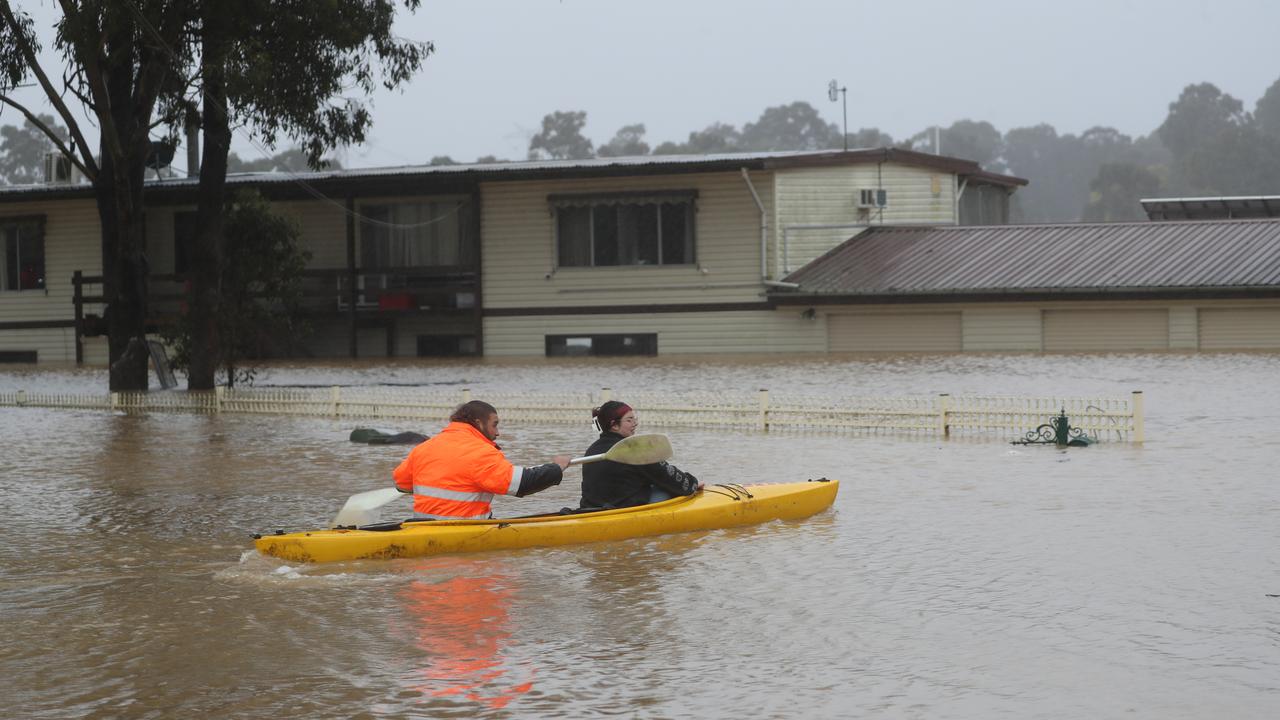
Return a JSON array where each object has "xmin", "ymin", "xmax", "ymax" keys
[{"xmin": 579, "ymin": 400, "xmax": 701, "ymax": 509}]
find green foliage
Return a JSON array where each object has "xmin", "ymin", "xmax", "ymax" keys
[
  {"xmin": 162, "ymin": 190, "xmax": 311, "ymax": 387},
  {"xmin": 1002, "ymin": 123, "xmax": 1170, "ymax": 222},
  {"xmin": 596, "ymin": 124, "xmax": 650, "ymax": 157},
  {"xmin": 227, "ymin": 147, "xmax": 343, "ymax": 173},
  {"xmin": 0, "ymin": 114, "xmax": 69, "ymax": 185},
  {"xmin": 1157, "ymin": 82, "xmax": 1249, "ymax": 159},
  {"xmin": 1172, "ymin": 125, "xmax": 1280, "ymax": 196},
  {"xmin": 846, "ymin": 127, "xmax": 895, "ymax": 150},
  {"xmin": 1257, "ymin": 78, "xmax": 1280, "ymax": 141},
  {"xmin": 909, "ymin": 120, "xmax": 1004, "ymax": 169},
  {"xmin": 528, "ymin": 110, "xmax": 594, "ymax": 160},
  {"xmin": 1082, "ymin": 163, "xmax": 1161, "ymax": 222},
  {"xmin": 740, "ymin": 102, "xmax": 838, "ymax": 151},
  {"xmin": 652, "ymin": 122, "xmax": 742, "ymax": 155},
  {"xmin": 208, "ymin": 0, "xmax": 431, "ymax": 169}
]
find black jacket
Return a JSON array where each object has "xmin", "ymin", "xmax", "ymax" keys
[{"xmin": 579, "ymin": 431, "xmax": 699, "ymax": 509}]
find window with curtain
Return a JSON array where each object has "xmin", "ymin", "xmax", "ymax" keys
[
  {"xmin": 359, "ymin": 200, "xmax": 473, "ymax": 269},
  {"xmin": 1, "ymin": 217, "xmax": 45, "ymax": 291},
  {"xmin": 551, "ymin": 191, "xmax": 696, "ymax": 268}
]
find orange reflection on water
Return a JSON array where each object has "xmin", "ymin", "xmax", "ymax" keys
[{"xmin": 399, "ymin": 565, "xmax": 535, "ymax": 709}]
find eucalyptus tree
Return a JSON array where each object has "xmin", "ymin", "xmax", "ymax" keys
[
  {"xmin": 177, "ymin": 0, "xmax": 428, "ymax": 389},
  {"xmin": 528, "ymin": 110, "xmax": 594, "ymax": 160},
  {"xmin": 740, "ymin": 102, "xmax": 838, "ymax": 151},
  {"xmin": 1, "ymin": 1, "xmax": 195, "ymax": 390},
  {"xmin": 596, "ymin": 123, "xmax": 650, "ymax": 157},
  {"xmin": 0, "ymin": 1, "xmax": 428, "ymax": 390}
]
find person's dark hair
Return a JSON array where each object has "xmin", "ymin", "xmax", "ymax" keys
[
  {"xmin": 592, "ymin": 400, "xmax": 633, "ymax": 432},
  {"xmin": 451, "ymin": 400, "xmax": 497, "ymax": 426}
]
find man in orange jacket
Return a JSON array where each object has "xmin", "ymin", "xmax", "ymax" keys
[{"xmin": 394, "ymin": 400, "xmax": 570, "ymax": 520}]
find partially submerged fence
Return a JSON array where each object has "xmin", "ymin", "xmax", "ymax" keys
[{"xmin": 0, "ymin": 387, "xmax": 1145, "ymax": 442}]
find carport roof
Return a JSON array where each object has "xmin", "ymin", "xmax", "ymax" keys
[{"xmin": 775, "ymin": 219, "xmax": 1280, "ymax": 303}]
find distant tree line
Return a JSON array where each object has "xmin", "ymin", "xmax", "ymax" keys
[
  {"xmin": 5, "ymin": 77, "xmax": 1279, "ymax": 225},
  {"xmin": 505, "ymin": 77, "xmax": 1280, "ymax": 223}
]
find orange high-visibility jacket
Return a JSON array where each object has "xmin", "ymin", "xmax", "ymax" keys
[{"xmin": 394, "ymin": 421, "xmax": 522, "ymax": 519}]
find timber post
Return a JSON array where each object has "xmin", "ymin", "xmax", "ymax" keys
[
  {"xmin": 938, "ymin": 393, "xmax": 951, "ymax": 437},
  {"xmin": 72, "ymin": 271, "xmax": 84, "ymax": 365},
  {"xmin": 1132, "ymin": 391, "xmax": 1145, "ymax": 443}
]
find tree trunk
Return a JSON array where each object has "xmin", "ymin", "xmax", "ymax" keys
[
  {"xmin": 99, "ymin": 18, "xmax": 152, "ymax": 393},
  {"xmin": 187, "ymin": 3, "xmax": 233, "ymax": 390}
]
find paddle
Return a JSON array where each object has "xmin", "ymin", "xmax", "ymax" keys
[{"xmin": 329, "ymin": 433, "xmax": 675, "ymax": 527}]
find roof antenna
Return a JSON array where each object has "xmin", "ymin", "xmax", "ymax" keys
[{"xmin": 828, "ymin": 80, "xmax": 847, "ymax": 152}]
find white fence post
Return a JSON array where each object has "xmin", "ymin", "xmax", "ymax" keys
[
  {"xmin": 110, "ymin": 392, "xmax": 119, "ymax": 411},
  {"xmin": 601, "ymin": 387, "xmax": 612, "ymax": 402},
  {"xmin": 938, "ymin": 393, "xmax": 951, "ymax": 437},
  {"xmin": 462, "ymin": 388, "xmax": 472, "ymax": 403},
  {"xmin": 330, "ymin": 386, "xmax": 341, "ymax": 417},
  {"xmin": 16, "ymin": 390, "xmax": 25, "ymax": 407},
  {"xmin": 1132, "ymin": 390, "xmax": 1145, "ymax": 443},
  {"xmin": 758, "ymin": 389, "xmax": 770, "ymax": 431}
]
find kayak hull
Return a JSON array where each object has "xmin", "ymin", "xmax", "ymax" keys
[{"xmin": 254, "ymin": 479, "xmax": 839, "ymax": 563}]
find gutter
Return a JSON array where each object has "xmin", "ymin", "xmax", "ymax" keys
[{"xmin": 740, "ymin": 167, "xmax": 801, "ymax": 289}]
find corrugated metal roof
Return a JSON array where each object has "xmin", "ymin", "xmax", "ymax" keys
[
  {"xmin": 0, "ymin": 147, "xmax": 1026, "ymax": 202},
  {"xmin": 779, "ymin": 219, "xmax": 1280, "ymax": 298}
]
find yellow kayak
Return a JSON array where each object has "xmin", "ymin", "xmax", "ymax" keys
[{"xmin": 254, "ymin": 479, "xmax": 839, "ymax": 563}]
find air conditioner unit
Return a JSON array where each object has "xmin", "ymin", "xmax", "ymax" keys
[
  {"xmin": 43, "ymin": 152, "xmax": 73, "ymax": 184},
  {"xmin": 856, "ymin": 188, "xmax": 888, "ymax": 209}
]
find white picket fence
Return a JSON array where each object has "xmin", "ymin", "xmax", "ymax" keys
[{"xmin": 0, "ymin": 386, "xmax": 1145, "ymax": 442}]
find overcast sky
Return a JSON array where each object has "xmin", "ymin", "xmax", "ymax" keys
[{"xmin": 8, "ymin": 0, "xmax": 1280, "ymax": 169}]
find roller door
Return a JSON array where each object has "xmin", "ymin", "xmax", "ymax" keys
[
  {"xmin": 1199, "ymin": 308, "xmax": 1280, "ymax": 349},
  {"xmin": 1042, "ymin": 309, "xmax": 1168, "ymax": 351},
  {"xmin": 827, "ymin": 312, "xmax": 962, "ymax": 352}
]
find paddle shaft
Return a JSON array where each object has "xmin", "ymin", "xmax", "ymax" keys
[{"xmin": 329, "ymin": 434, "xmax": 673, "ymax": 526}]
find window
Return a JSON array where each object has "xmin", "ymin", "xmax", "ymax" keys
[
  {"xmin": 551, "ymin": 191, "xmax": 696, "ymax": 268},
  {"xmin": 2, "ymin": 217, "xmax": 45, "ymax": 291},
  {"xmin": 545, "ymin": 333, "xmax": 658, "ymax": 357},
  {"xmin": 173, "ymin": 211, "xmax": 198, "ymax": 274},
  {"xmin": 360, "ymin": 200, "xmax": 473, "ymax": 269},
  {"xmin": 0, "ymin": 350, "xmax": 38, "ymax": 363},
  {"xmin": 417, "ymin": 334, "xmax": 478, "ymax": 357}
]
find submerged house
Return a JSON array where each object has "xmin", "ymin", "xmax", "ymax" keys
[
  {"xmin": 0, "ymin": 148, "xmax": 1023, "ymax": 364},
  {"xmin": 7, "ymin": 147, "xmax": 1278, "ymax": 364},
  {"xmin": 774, "ymin": 220, "xmax": 1280, "ymax": 352}
]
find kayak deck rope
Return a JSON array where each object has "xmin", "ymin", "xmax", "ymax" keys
[{"xmin": 704, "ymin": 483, "xmax": 754, "ymax": 501}]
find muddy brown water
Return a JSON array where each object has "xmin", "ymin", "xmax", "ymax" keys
[{"xmin": 2, "ymin": 353, "xmax": 1278, "ymax": 718}]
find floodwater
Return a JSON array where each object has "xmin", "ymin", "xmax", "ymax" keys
[{"xmin": 2, "ymin": 353, "xmax": 1278, "ymax": 719}]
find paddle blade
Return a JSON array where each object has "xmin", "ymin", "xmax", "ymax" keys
[
  {"xmin": 331, "ymin": 487, "xmax": 404, "ymax": 528},
  {"xmin": 602, "ymin": 433, "xmax": 673, "ymax": 465}
]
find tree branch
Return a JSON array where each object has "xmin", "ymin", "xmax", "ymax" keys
[
  {"xmin": 0, "ymin": 92, "xmax": 94, "ymax": 179},
  {"xmin": 0, "ymin": 1, "xmax": 100, "ymax": 177}
]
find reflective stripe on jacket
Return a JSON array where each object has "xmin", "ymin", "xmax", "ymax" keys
[{"xmin": 393, "ymin": 421, "xmax": 524, "ymax": 519}]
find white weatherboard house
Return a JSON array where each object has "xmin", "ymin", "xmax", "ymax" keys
[{"xmin": 0, "ymin": 148, "xmax": 1024, "ymax": 364}]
